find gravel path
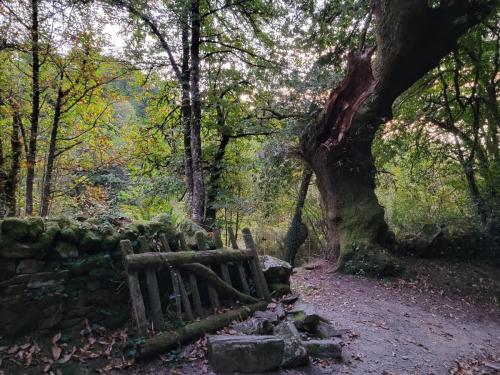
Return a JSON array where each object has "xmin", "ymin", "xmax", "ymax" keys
[{"xmin": 291, "ymin": 263, "xmax": 500, "ymax": 375}]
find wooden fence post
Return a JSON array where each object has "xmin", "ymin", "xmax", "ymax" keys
[
  {"xmin": 159, "ymin": 234, "xmax": 182, "ymax": 319},
  {"xmin": 139, "ymin": 236, "xmax": 165, "ymax": 332},
  {"xmin": 121, "ymin": 240, "xmax": 148, "ymax": 336},
  {"xmin": 242, "ymin": 228, "xmax": 270, "ymax": 300}
]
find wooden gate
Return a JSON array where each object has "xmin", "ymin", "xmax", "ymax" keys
[{"xmin": 120, "ymin": 227, "xmax": 270, "ymax": 338}]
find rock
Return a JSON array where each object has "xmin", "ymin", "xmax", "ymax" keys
[
  {"xmin": 207, "ymin": 335, "xmax": 284, "ymax": 373},
  {"xmin": 79, "ymin": 229, "xmax": 103, "ymax": 253},
  {"xmin": 281, "ymin": 294, "xmax": 299, "ymax": 304},
  {"xmin": 0, "ymin": 239, "xmax": 46, "ymax": 259},
  {"xmin": 16, "ymin": 259, "xmax": 45, "ymax": 274},
  {"xmin": 254, "ymin": 309, "xmax": 280, "ymax": 324},
  {"xmin": 176, "ymin": 219, "xmax": 215, "ymax": 249},
  {"xmin": 270, "ymin": 283, "xmax": 292, "ymax": 298},
  {"xmin": 260, "ymin": 255, "xmax": 292, "ymax": 284},
  {"xmin": 0, "ymin": 260, "xmax": 16, "ymax": 281},
  {"xmin": 26, "ymin": 271, "xmax": 69, "ymax": 288},
  {"xmin": 233, "ymin": 317, "xmax": 274, "ymax": 335},
  {"xmin": 316, "ymin": 321, "xmax": 342, "ymax": 338},
  {"xmin": 1, "ymin": 217, "xmax": 44, "ymax": 241},
  {"xmin": 290, "ymin": 310, "xmax": 321, "ymax": 333},
  {"xmin": 274, "ymin": 321, "xmax": 309, "ymax": 367},
  {"xmin": 54, "ymin": 242, "xmax": 79, "ymax": 259},
  {"xmin": 57, "ymin": 224, "xmax": 81, "ymax": 244},
  {"xmin": 303, "ymin": 339, "xmax": 342, "ymax": 359}
]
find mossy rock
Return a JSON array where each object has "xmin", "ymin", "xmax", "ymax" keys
[
  {"xmin": 338, "ymin": 243, "xmax": 402, "ymax": 277},
  {"xmin": 101, "ymin": 234, "xmax": 120, "ymax": 252},
  {"xmin": 57, "ymin": 224, "xmax": 81, "ymax": 244},
  {"xmin": 39, "ymin": 221, "xmax": 60, "ymax": 251},
  {"xmin": 270, "ymin": 283, "xmax": 292, "ymax": 298},
  {"xmin": 1, "ymin": 217, "xmax": 44, "ymax": 242},
  {"xmin": 52, "ymin": 241, "xmax": 79, "ymax": 259},
  {"xmin": 0, "ymin": 236, "xmax": 48, "ymax": 259},
  {"xmin": 79, "ymin": 229, "xmax": 104, "ymax": 253},
  {"xmin": 177, "ymin": 219, "xmax": 215, "ymax": 249}
]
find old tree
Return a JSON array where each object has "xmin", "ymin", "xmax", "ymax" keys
[{"xmin": 299, "ymin": 0, "xmax": 497, "ymax": 273}]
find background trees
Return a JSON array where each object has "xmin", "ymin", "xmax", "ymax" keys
[{"xmin": 0, "ymin": 0, "xmax": 497, "ymax": 265}]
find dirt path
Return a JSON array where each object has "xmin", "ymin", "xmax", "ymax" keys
[{"xmin": 291, "ymin": 262, "xmax": 500, "ymax": 375}]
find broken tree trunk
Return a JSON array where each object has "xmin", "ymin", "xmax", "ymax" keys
[
  {"xmin": 140, "ymin": 301, "xmax": 267, "ymax": 357},
  {"xmin": 299, "ymin": 0, "xmax": 495, "ymax": 274}
]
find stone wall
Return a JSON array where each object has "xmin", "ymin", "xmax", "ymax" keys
[{"xmin": 0, "ymin": 215, "xmax": 177, "ymax": 337}]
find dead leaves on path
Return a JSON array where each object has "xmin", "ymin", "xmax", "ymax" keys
[
  {"xmin": 0, "ymin": 325, "xmax": 133, "ymax": 374},
  {"xmin": 450, "ymin": 355, "xmax": 500, "ymax": 375}
]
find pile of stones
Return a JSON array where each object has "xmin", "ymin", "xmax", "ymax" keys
[{"xmin": 207, "ymin": 295, "xmax": 344, "ymax": 373}]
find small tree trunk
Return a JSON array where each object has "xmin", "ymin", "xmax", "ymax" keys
[
  {"xmin": 40, "ymin": 86, "xmax": 63, "ymax": 217},
  {"xmin": 181, "ymin": 12, "xmax": 193, "ymax": 216},
  {"xmin": 284, "ymin": 168, "xmax": 312, "ymax": 267},
  {"xmin": 5, "ymin": 106, "xmax": 22, "ymax": 217},
  {"xmin": 0, "ymin": 132, "xmax": 6, "ymax": 217},
  {"xmin": 26, "ymin": 0, "xmax": 40, "ymax": 216},
  {"xmin": 190, "ymin": 0, "xmax": 205, "ymax": 223},
  {"xmin": 205, "ymin": 134, "xmax": 230, "ymax": 225}
]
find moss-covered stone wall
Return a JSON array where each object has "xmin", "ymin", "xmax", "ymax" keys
[{"xmin": 0, "ymin": 215, "xmax": 176, "ymax": 337}]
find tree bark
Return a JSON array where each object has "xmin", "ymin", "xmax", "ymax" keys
[
  {"xmin": 190, "ymin": 0, "xmax": 205, "ymax": 224},
  {"xmin": 25, "ymin": 0, "xmax": 40, "ymax": 216},
  {"xmin": 205, "ymin": 133, "xmax": 230, "ymax": 225},
  {"xmin": 181, "ymin": 10, "xmax": 194, "ymax": 216},
  {"xmin": 299, "ymin": 0, "xmax": 495, "ymax": 273},
  {"xmin": 5, "ymin": 103, "xmax": 22, "ymax": 217},
  {"xmin": 40, "ymin": 85, "xmax": 63, "ymax": 217},
  {"xmin": 284, "ymin": 168, "xmax": 312, "ymax": 267}
]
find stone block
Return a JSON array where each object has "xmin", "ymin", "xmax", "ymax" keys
[
  {"xmin": 274, "ymin": 321, "xmax": 309, "ymax": 368},
  {"xmin": 303, "ymin": 339, "xmax": 342, "ymax": 359},
  {"xmin": 16, "ymin": 259, "xmax": 45, "ymax": 274},
  {"xmin": 208, "ymin": 335, "xmax": 284, "ymax": 373}
]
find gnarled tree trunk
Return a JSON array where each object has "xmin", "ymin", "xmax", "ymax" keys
[{"xmin": 300, "ymin": 0, "xmax": 495, "ymax": 274}]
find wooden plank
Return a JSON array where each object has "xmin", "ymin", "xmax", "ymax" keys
[
  {"xmin": 220, "ymin": 264, "xmax": 232, "ymax": 286},
  {"xmin": 195, "ymin": 231, "xmax": 207, "ymax": 251},
  {"xmin": 176, "ymin": 272, "xmax": 194, "ymax": 321},
  {"xmin": 242, "ymin": 228, "xmax": 271, "ymax": 300},
  {"xmin": 177, "ymin": 232, "xmax": 187, "ymax": 250},
  {"xmin": 139, "ymin": 236, "xmax": 165, "ymax": 332},
  {"xmin": 237, "ymin": 264, "xmax": 251, "ymax": 295},
  {"xmin": 159, "ymin": 234, "xmax": 181, "ymax": 319},
  {"xmin": 196, "ymin": 231, "xmax": 220, "ymax": 311},
  {"xmin": 120, "ymin": 240, "xmax": 148, "ymax": 336},
  {"xmin": 140, "ymin": 301, "xmax": 268, "ymax": 358},
  {"xmin": 189, "ymin": 274, "xmax": 203, "ymax": 317},
  {"xmin": 213, "ymin": 228, "xmax": 224, "ymax": 249},
  {"xmin": 228, "ymin": 227, "xmax": 238, "ymax": 249},
  {"xmin": 126, "ymin": 249, "xmax": 253, "ymax": 270}
]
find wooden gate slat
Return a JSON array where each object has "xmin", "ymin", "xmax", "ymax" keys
[
  {"xmin": 220, "ymin": 264, "xmax": 232, "ymax": 286},
  {"xmin": 237, "ymin": 264, "xmax": 251, "ymax": 295},
  {"xmin": 242, "ymin": 228, "xmax": 270, "ymax": 300},
  {"xmin": 214, "ymin": 228, "xmax": 224, "ymax": 249},
  {"xmin": 139, "ymin": 236, "xmax": 165, "ymax": 332},
  {"xmin": 189, "ymin": 274, "xmax": 203, "ymax": 317},
  {"xmin": 120, "ymin": 240, "xmax": 148, "ymax": 335},
  {"xmin": 228, "ymin": 227, "xmax": 238, "ymax": 249},
  {"xmin": 159, "ymin": 234, "xmax": 182, "ymax": 319},
  {"xmin": 176, "ymin": 272, "xmax": 194, "ymax": 321},
  {"xmin": 196, "ymin": 231, "xmax": 220, "ymax": 311},
  {"xmin": 177, "ymin": 232, "xmax": 187, "ymax": 250}
]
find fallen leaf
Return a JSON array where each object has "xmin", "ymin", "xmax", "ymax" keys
[
  {"xmin": 52, "ymin": 345, "xmax": 62, "ymax": 361},
  {"xmin": 52, "ymin": 333, "xmax": 61, "ymax": 345}
]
